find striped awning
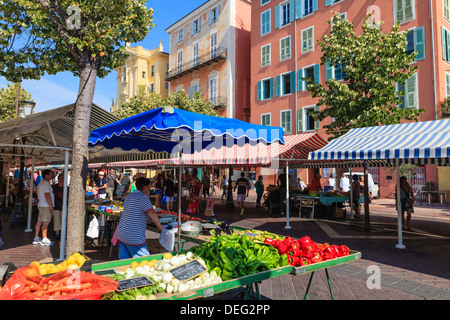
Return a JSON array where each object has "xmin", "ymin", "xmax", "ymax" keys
[
  {"xmin": 308, "ymin": 119, "xmax": 450, "ymax": 165},
  {"xmin": 124, "ymin": 133, "xmax": 328, "ymax": 167}
]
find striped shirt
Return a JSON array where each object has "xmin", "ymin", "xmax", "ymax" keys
[{"xmin": 116, "ymin": 190, "xmax": 153, "ymax": 245}]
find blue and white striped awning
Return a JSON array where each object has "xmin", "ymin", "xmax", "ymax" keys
[{"xmin": 308, "ymin": 119, "xmax": 450, "ymax": 164}]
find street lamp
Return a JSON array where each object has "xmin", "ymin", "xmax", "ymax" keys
[{"xmin": 18, "ymin": 100, "xmax": 36, "ymax": 117}]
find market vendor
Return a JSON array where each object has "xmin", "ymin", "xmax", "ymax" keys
[
  {"xmin": 115, "ymin": 177, "xmax": 164, "ymax": 259},
  {"xmin": 309, "ymin": 174, "xmax": 323, "ymax": 192}
]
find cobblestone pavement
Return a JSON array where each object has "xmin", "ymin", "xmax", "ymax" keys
[{"xmin": 1, "ymin": 192, "xmax": 449, "ymax": 300}]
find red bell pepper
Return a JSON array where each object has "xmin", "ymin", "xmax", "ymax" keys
[
  {"xmin": 299, "ymin": 236, "xmax": 317, "ymax": 252},
  {"xmin": 299, "ymin": 257, "xmax": 310, "ymax": 266},
  {"xmin": 303, "ymin": 251, "xmax": 314, "ymax": 259},
  {"xmin": 326, "ymin": 245, "xmax": 340, "ymax": 258},
  {"xmin": 310, "ymin": 252, "xmax": 323, "ymax": 264},
  {"xmin": 338, "ymin": 245, "xmax": 350, "ymax": 257},
  {"xmin": 322, "ymin": 252, "xmax": 334, "ymax": 260},
  {"xmin": 288, "ymin": 255, "xmax": 300, "ymax": 266},
  {"xmin": 283, "ymin": 236, "xmax": 296, "ymax": 247},
  {"xmin": 277, "ymin": 241, "xmax": 288, "ymax": 254},
  {"xmin": 288, "ymin": 249, "xmax": 303, "ymax": 257},
  {"xmin": 289, "ymin": 242, "xmax": 300, "ymax": 251},
  {"xmin": 264, "ymin": 237, "xmax": 276, "ymax": 246},
  {"xmin": 317, "ymin": 243, "xmax": 330, "ymax": 251}
]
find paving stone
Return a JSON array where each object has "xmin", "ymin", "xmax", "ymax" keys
[
  {"xmin": 408, "ymin": 284, "xmax": 446, "ymax": 300},
  {"xmin": 386, "ymin": 278, "xmax": 422, "ymax": 293},
  {"xmin": 431, "ymin": 290, "xmax": 450, "ymax": 300}
]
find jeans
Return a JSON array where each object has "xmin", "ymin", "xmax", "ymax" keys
[{"xmin": 118, "ymin": 241, "xmax": 150, "ymax": 260}]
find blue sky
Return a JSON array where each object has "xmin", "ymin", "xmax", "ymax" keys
[{"xmin": 0, "ymin": 0, "xmax": 208, "ymax": 113}]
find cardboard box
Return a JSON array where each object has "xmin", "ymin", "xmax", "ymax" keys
[
  {"xmin": 147, "ymin": 238, "xmax": 164, "ymax": 253},
  {"xmin": 333, "ymin": 207, "xmax": 346, "ymax": 219}
]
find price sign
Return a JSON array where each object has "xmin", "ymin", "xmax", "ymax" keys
[
  {"xmin": 169, "ymin": 259, "xmax": 207, "ymax": 282},
  {"xmin": 116, "ymin": 276, "xmax": 154, "ymax": 292}
]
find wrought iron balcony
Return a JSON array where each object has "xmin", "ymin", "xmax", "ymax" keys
[
  {"xmin": 166, "ymin": 47, "xmax": 227, "ymax": 81},
  {"xmin": 210, "ymin": 96, "xmax": 227, "ymax": 108}
]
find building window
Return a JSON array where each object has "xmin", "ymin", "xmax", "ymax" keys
[
  {"xmin": 191, "ymin": 17, "xmax": 201, "ymax": 35},
  {"xmin": 280, "ymin": 110, "xmax": 292, "ymax": 134},
  {"xmin": 331, "ymin": 12, "xmax": 347, "ymax": 31},
  {"xmin": 325, "ymin": 0, "xmax": 343, "ymax": 6},
  {"xmin": 395, "ymin": 0, "xmax": 414, "ymax": 24},
  {"xmin": 326, "ymin": 58, "xmax": 346, "ymax": 81},
  {"xmin": 304, "ymin": 0, "xmax": 314, "ymax": 16},
  {"xmin": 281, "ymin": 1, "xmax": 290, "ymax": 26},
  {"xmin": 178, "ymin": 28, "xmax": 183, "ymax": 43},
  {"xmin": 261, "ymin": 44, "xmax": 271, "ymax": 67},
  {"xmin": 189, "ymin": 83, "xmax": 199, "ymax": 99},
  {"xmin": 304, "ymin": 107, "xmax": 316, "ymax": 131},
  {"xmin": 262, "ymin": 78, "xmax": 274, "ymax": 100},
  {"xmin": 151, "ymin": 65, "xmax": 154, "ymax": 77},
  {"xmin": 177, "ymin": 51, "xmax": 183, "ymax": 73},
  {"xmin": 142, "ymin": 71, "xmax": 146, "ymax": 78},
  {"xmin": 209, "ymin": 6, "xmax": 219, "ymax": 25},
  {"xmin": 210, "ymin": 32, "xmax": 218, "ymax": 58},
  {"xmin": 404, "ymin": 27, "xmax": 425, "ymax": 61},
  {"xmin": 445, "ymin": 0, "xmax": 450, "ymax": 21},
  {"xmin": 280, "ymin": 36, "xmax": 291, "ymax": 61},
  {"xmin": 165, "ymin": 82, "xmax": 169, "ymax": 90},
  {"xmin": 301, "ymin": 26, "xmax": 314, "ymax": 53},
  {"xmin": 122, "ymin": 68, "xmax": 126, "ymax": 82},
  {"xmin": 303, "ymin": 65, "xmax": 315, "ymax": 89},
  {"xmin": 261, "ymin": 113, "xmax": 271, "ymax": 126},
  {"xmin": 261, "ymin": 9, "xmax": 271, "ymax": 36},
  {"xmin": 193, "ymin": 42, "xmax": 199, "ymax": 66},
  {"xmin": 150, "ymin": 83, "xmax": 154, "ymax": 93},
  {"xmin": 261, "ymin": 0, "xmax": 270, "ymax": 5},
  {"xmin": 281, "ymin": 72, "xmax": 293, "ymax": 95},
  {"xmin": 397, "ymin": 73, "xmax": 417, "ymax": 109},
  {"xmin": 209, "ymin": 77, "xmax": 218, "ymax": 104},
  {"xmin": 405, "ymin": 30, "xmax": 415, "ymax": 56}
]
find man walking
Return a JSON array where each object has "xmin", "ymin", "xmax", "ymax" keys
[
  {"xmin": 106, "ymin": 169, "xmax": 120, "ymax": 200},
  {"xmin": 51, "ymin": 173, "xmax": 68, "ymax": 240},
  {"xmin": 33, "ymin": 170, "xmax": 55, "ymax": 246},
  {"xmin": 234, "ymin": 172, "xmax": 250, "ymax": 216}
]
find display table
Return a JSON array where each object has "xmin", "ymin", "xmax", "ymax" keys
[
  {"xmin": 293, "ymin": 194, "xmax": 364, "ymax": 219},
  {"xmin": 421, "ymin": 190, "xmax": 448, "ymax": 206},
  {"xmin": 90, "ymin": 249, "xmax": 361, "ymax": 300}
]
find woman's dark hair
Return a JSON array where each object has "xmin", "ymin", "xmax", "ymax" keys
[
  {"xmin": 42, "ymin": 169, "xmax": 52, "ymax": 178},
  {"xmin": 135, "ymin": 177, "xmax": 151, "ymax": 191},
  {"xmin": 352, "ymin": 174, "xmax": 358, "ymax": 181}
]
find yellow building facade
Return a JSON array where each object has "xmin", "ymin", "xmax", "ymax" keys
[{"xmin": 111, "ymin": 41, "xmax": 169, "ymax": 115}]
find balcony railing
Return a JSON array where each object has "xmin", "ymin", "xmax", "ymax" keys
[
  {"xmin": 209, "ymin": 96, "xmax": 227, "ymax": 108},
  {"xmin": 166, "ymin": 47, "xmax": 227, "ymax": 81}
]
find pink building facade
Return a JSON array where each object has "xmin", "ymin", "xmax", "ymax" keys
[
  {"xmin": 250, "ymin": 0, "xmax": 449, "ymax": 197},
  {"xmin": 165, "ymin": 0, "xmax": 252, "ymax": 121}
]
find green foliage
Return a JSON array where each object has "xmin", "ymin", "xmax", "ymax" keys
[
  {"xmin": 0, "ymin": 82, "xmax": 33, "ymax": 122},
  {"xmin": 439, "ymin": 97, "xmax": 450, "ymax": 118},
  {"xmin": 305, "ymin": 12, "xmax": 424, "ymax": 140},
  {"xmin": 0, "ymin": 0, "xmax": 154, "ymax": 82},
  {"xmin": 116, "ymin": 86, "xmax": 219, "ymax": 119}
]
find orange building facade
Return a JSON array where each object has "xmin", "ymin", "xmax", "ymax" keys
[
  {"xmin": 165, "ymin": 0, "xmax": 252, "ymax": 121},
  {"xmin": 251, "ymin": 0, "xmax": 449, "ymax": 197}
]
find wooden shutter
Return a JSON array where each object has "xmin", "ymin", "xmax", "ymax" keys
[
  {"xmin": 414, "ymin": 26, "xmax": 425, "ymax": 61},
  {"xmin": 404, "ymin": 0, "xmax": 414, "ymax": 21},
  {"xmin": 257, "ymin": 81, "xmax": 261, "ymax": 101},
  {"xmin": 270, "ymin": 77, "xmax": 275, "ymax": 98},
  {"xmin": 297, "ymin": 109, "xmax": 303, "ymax": 132},
  {"xmin": 295, "ymin": 0, "xmax": 303, "ymax": 19},
  {"xmin": 396, "ymin": 0, "xmax": 404, "ymax": 23},
  {"xmin": 275, "ymin": 5, "xmax": 280, "ymax": 29},
  {"xmin": 313, "ymin": 0, "xmax": 319, "ymax": 12},
  {"xmin": 290, "ymin": 71, "xmax": 296, "ymax": 93},
  {"xmin": 326, "ymin": 61, "xmax": 334, "ymax": 81},
  {"xmin": 276, "ymin": 75, "xmax": 281, "ymax": 96},
  {"xmin": 398, "ymin": 82, "xmax": 406, "ymax": 108},
  {"xmin": 446, "ymin": 73, "xmax": 450, "ymax": 98},
  {"xmin": 289, "ymin": 0, "xmax": 295, "ymax": 22},
  {"xmin": 298, "ymin": 69, "xmax": 303, "ymax": 91},
  {"xmin": 325, "ymin": 0, "xmax": 332, "ymax": 6},
  {"xmin": 445, "ymin": 0, "xmax": 450, "ymax": 21},
  {"xmin": 406, "ymin": 74, "xmax": 417, "ymax": 108},
  {"xmin": 314, "ymin": 106, "xmax": 320, "ymax": 130},
  {"xmin": 314, "ymin": 64, "xmax": 320, "ymax": 84},
  {"xmin": 443, "ymin": 27, "xmax": 448, "ymax": 61}
]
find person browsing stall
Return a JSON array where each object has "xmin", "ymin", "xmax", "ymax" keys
[
  {"xmin": 115, "ymin": 177, "xmax": 164, "ymax": 259},
  {"xmin": 33, "ymin": 170, "xmax": 55, "ymax": 246}
]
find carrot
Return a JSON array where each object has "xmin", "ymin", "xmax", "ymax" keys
[
  {"xmin": 25, "ymin": 280, "xmax": 42, "ymax": 291},
  {"xmin": 44, "ymin": 282, "xmax": 92, "ymax": 295}
]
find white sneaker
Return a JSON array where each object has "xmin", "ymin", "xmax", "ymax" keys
[
  {"xmin": 40, "ymin": 238, "xmax": 54, "ymax": 246},
  {"xmin": 32, "ymin": 237, "xmax": 41, "ymax": 245}
]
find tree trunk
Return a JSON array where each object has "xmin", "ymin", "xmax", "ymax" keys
[{"xmin": 66, "ymin": 59, "xmax": 97, "ymax": 256}]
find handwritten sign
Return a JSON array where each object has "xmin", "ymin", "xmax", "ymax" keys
[
  {"xmin": 169, "ymin": 259, "xmax": 207, "ymax": 282},
  {"xmin": 116, "ymin": 276, "xmax": 154, "ymax": 292}
]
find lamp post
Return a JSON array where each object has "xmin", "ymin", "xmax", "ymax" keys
[{"xmin": 18, "ymin": 100, "xmax": 36, "ymax": 117}]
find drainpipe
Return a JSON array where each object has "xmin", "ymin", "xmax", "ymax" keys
[
  {"xmin": 294, "ymin": 18, "xmax": 298, "ymax": 133},
  {"xmin": 430, "ymin": 0, "xmax": 438, "ymax": 120}
]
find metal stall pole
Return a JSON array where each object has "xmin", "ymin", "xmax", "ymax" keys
[
  {"xmin": 59, "ymin": 150, "xmax": 70, "ymax": 260},
  {"xmin": 395, "ymin": 162, "xmax": 405, "ymax": 249},
  {"xmin": 177, "ymin": 150, "xmax": 183, "ymax": 251},
  {"xmin": 25, "ymin": 157, "xmax": 35, "ymax": 232},
  {"xmin": 285, "ymin": 161, "xmax": 291, "ymax": 229},
  {"xmin": 5, "ymin": 160, "xmax": 10, "ymax": 210},
  {"xmin": 349, "ymin": 167, "xmax": 353, "ymax": 217}
]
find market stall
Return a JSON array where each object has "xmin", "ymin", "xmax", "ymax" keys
[
  {"xmin": 88, "ymin": 106, "xmax": 285, "ymax": 250},
  {"xmin": 308, "ymin": 119, "xmax": 450, "ymax": 249}
]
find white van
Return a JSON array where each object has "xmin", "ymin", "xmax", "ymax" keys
[{"xmin": 345, "ymin": 172, "xmax": 379, "ymax": 199}]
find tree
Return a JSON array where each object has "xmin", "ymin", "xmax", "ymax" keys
[
  {"xmin": 116, "ymin": 86, "xmax": 219, "ymax": 119},
  {"xmin": 306, "ymin": 12, "xmax": 424, "ymax": 140},
  {"xmin": 0, "ymin": 83, "xmax": 33, "ymax": 122},
  {"xmin": 0, "ymin": 0, "xmax": 153, "ymax": 255}
]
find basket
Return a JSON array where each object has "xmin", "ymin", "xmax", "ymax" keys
[{"xmin": 181, "ymin": 221, "xmax": 202, "ymax": 237}]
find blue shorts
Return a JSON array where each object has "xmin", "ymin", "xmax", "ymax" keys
[
  {"xmin": 155, "ymin": 190, "xmax": 162, "ymax": 195},
  {"xmin": 118, "ymin": 241, "xmax": 150, "ymax": 260}
]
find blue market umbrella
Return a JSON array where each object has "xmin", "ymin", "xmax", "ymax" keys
[{"xmin": 89, "ymin": 106, "xmax": 285, "ymax": 249}]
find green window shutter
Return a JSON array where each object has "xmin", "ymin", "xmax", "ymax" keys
[
  {"xmin": 257, "ymin": 81, "xmax": 261, "ymax": 101},
  {"xmin": 314, "ymin": 64, "xmax": 320, "ymax": 84},
  {"xmin": 445, "ymin": 0, "xmax": 450, "ymax": 21},
  {"xmin": 397, "ymin": 82, "xmax": 406, "ymax": 108},
  {"xmin": 443, "ymin": 27, "xmax": 448, "ymax": 61},
  {"xmin": 406, "ymin": 74, "xmax": 417, "ymax": 108},
  {"xmin": 276, "ymin": 75, "xmax": 281, "ymax": 96},
  {"xmin": 289, "ymin": 0, "xmax": 295, "ymax": 22},
  {"xmin": 325, "ymin": 0, "xmax": 332, "ymax": 6},
  {"xmin": 404, "ymin": 0, "xmax": 414, "ymax": 21},
  {"xmin": 314, "ymin": 105, "xmax": 320, "ymax": 130},
  {"xmin": 447, "ymin": 29, "xmax": 450, "ymax": 63},
  {"xmin": 295, "ymin": 0, "xmax": 302, "ymax": 19},
  {"xmin": 396, "ymin": 0, "xmax": 404, "ymax": 23},
  {"xmin": 290, "ymin": 71, "xmax": 296, "ymax": 93},
  {"xmin": 415, "ymin": 26, "xmax": 425, "ymax": 61},
  {"xmin": 297, "ymin": 69, "xmax": 303, "ymax": 91},
  {"xmin": 275, "ymin": 5, "xmax": 280, "ymax": 29},
  {"xmin": 446, "ymin": 73, "xmax": 450, "ymax": 98},
  {"xmin": 270, "ymin": 77, "xmax": 275, "ymax": 98},
  {"xmin": 297, "ymin": 109, "xmax": 303, "ymax": 132},
  {"xmin": 313, "ymin": 0, "xmax": 318, "ymax": 12},
  {"xmin": 326, "ymin": 61, "xmax": 334, "ymax": 81}
]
